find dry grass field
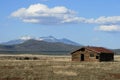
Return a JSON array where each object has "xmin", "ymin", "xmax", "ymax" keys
[{"xmin": 0, "ymin": 54, "xmax": 120, "ymax": 80}]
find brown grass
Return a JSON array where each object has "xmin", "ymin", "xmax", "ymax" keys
[
  {"xmin": 54, "ymin": 70, "xmax": 77, "ymax": 76},
  {"xmin": 0, "ymin": 55, "xmax": 119, "ymax": 80}
]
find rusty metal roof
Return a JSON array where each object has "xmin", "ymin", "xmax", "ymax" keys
[
  {"xmin": 86, "ymin": 46, "xmax": 113, "ymax": 53},
  {"xmin": 71, "ymin": 46, "xmax": 114, "ymax": 54}
]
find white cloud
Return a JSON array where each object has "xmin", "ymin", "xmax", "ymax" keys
[
  {"xmin": 85, "ymin": 16, "xmax": 120, "ymax": 24},
  {"xmin": 11, "ymin": 3, "xmax": 81, "ymax": 24},
  {"xmin": 95, "ymin": 25, "xmax": 120, "ymax": 32},
  {"xmin": 11, "ymin": 3, "xmax": 120, "ymax": 25}
]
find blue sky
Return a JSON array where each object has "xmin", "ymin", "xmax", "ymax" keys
[{"xmin": 0, "ymin": 0, "xmax": 120, "ymax": 49}]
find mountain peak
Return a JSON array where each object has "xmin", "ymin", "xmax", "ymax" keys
[
  {"xmin": 60, "ymin": 38, "xmax": 81, "ymax": 46},
  {"xmin": 38, "ymin": 36, "xmax": 58, "ymax": 42},
  {"xmin": 39, "ymin": 36, "xmax": 56, "ymax": 39},
  {"xmin": 48, "ymin": 36, "xmax": 55, "ymax": 38}
]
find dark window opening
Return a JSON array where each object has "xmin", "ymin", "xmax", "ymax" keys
[
  {"xmin": 96, "ymin": 56, "xmax": 99, "ymax": 59},
  {"xmin": 80, "ymin": 54, "xmax": 84, "ymax": 61},
  {"xmin": 90, "ymin": 54, "xmax": 94, "ymax": 57}
]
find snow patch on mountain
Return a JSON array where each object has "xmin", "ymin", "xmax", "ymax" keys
[{"xmin": 20, "ymin": 36, "xmax": 33, "ymax": 40}]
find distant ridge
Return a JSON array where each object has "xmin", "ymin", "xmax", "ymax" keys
[{"xmin": 112, "ymin": 49, "xmax": 120, "ymax": 55}]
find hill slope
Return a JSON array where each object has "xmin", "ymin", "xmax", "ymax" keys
[{"xmin": 0, "ymin": 39, "xmax": 81, "ymax": 53}]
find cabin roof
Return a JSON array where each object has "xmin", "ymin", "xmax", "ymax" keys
[
  {"xmin": 71, "ymin": 46, "xmax": 114, "ymax": 54},
  {"xmin": 86, "ymin": 46, "xmax": 113, "ymax": 53}
]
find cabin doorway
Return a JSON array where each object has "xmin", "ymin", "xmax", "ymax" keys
[{"xmin": 81, "ymin": 54, "xmax": 84, "ymax": 61}]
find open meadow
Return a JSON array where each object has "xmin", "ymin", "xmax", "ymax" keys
[{"xmin": 0, "ymin": 55, "xmax": 120, "ymax": 80}]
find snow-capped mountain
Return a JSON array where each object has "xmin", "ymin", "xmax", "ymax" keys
[{"xmin": 1, "ymin": 36, "xmax": 81, "ymax": 46}]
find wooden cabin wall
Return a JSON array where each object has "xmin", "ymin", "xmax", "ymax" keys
[{"xmin": 72, "ymin": 49, "xmax": 99, "ymax": 62}]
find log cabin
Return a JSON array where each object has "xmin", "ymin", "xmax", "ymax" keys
[{"xmin": 71, "ymin": 46, "xmax": 114, "ymax": 62}]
